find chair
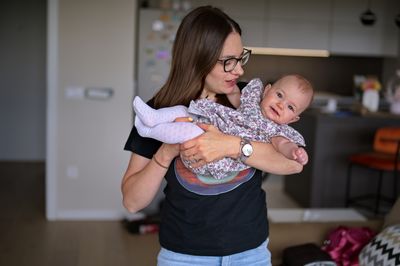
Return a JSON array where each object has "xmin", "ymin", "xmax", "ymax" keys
[{"xmin": 345, "ymin": 127, "xmax": 400, "ymax": 215}]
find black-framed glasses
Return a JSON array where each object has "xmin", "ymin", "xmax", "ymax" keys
[{"xmin": 217, "ymin": 48, "xmax": 252, "ymax": 72}]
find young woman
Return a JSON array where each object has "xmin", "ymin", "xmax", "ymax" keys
[{"xmin": 122, "ymin": 6, "xmax": 303, "ymax": 265}]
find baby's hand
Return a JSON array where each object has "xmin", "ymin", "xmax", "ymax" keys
[{"xmin": 293, "ymin": 147, "xmax": 308, "ymax": 165}]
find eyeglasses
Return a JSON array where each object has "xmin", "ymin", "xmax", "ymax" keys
[{"xmin": 217, "ymin": 48, "xmax": 252, "ymax": 72}]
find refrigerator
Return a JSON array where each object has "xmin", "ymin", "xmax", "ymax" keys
[
  {"xmin": 136, "ymin": 8, "xmax": 187, "ymax": 102},
  {"xmin": 135, "ymin": 8, "xmax": 187, "ymax": 214}
]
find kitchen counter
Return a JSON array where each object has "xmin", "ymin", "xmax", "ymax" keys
[
  {"xmin": 308, "ymin": 107, "xmax": 400, "ymax": 119},
  {"xmin": 284, "ymin": 109, "xmax": 400, "ymax": 208}
]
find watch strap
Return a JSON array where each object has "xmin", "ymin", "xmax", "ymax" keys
[{"xmin": 239, "ymin": 137, "xmax": 252, "ymax": 163}]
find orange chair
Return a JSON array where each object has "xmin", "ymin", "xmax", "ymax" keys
[{"xmin": 345, "ymin": 127, "xmax": 400, "ymax": 215}]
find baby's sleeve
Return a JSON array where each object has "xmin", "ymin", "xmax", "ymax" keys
[
  {"xmin": 240, "ymin": 78, "xmax": 264, "ymax": 108},
  {"xmin": 275, "ymin": 125, "xmax": 306, "ymax": 147}
]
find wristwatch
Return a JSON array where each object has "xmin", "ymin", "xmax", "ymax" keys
[{"xmin": 239, "ymin": 138, "xmax": 253, "ymax": 162}]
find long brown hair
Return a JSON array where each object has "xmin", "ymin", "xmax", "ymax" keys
[{"xmin": 153, "ymin": 6, "xmax": 242, "ymax": 108}]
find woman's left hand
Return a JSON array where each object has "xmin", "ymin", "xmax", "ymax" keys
[{"xmin": 180, "ymin": 123, "xmax": 239, "ymax": 168}]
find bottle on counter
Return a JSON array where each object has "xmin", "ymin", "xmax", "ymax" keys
[{"xmin": 385, "ymin": 69, "xmax": 400, "ymax": 115}]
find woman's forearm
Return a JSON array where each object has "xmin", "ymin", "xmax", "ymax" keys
[
  {"xmin": 244, "ymin": 141, "xmax": 303, "ymax": 174},
  {"xmin": 222, "ymin": 135, "xmax": 303, "ymax": 175},
  {"xmin": 121, "ymin": 155, "xmax": 166, "ymax": 213},
  {"xmin": 121, "ymin": 145, "xmax": 177, "ymax": 213}
]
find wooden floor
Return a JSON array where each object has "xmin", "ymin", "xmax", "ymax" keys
[
  {"xmin": 0, "ymin": 162, "xmax": 305, "ymax": 266},
  {"xmin": 0, "ymin": 162, "xmax": 160, "ymax": 266}
]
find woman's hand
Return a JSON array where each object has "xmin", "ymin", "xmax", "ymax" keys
[
  {"xmin": 157, "ymin": 142, "xmax": 181, "ymax": 164},
  {"xmin": 180, "ymin": 123, "xmax": 239, "ymax": 168}
]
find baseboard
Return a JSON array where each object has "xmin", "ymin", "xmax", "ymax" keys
[{"xmin": 55, "ymin": 209, "xmax": 127, "ymax": 221}]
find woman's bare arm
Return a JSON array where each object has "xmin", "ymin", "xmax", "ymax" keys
[
  {"xmin": 121, "ymin": 143, "xmax": 179, "ymax": 213},
  {"xmin": 247, "ymin": 140, "xmax": 303, "ymax": 174},
  {"xmin": 180, "ymin": 124, "xmax": 303, "ymax": 175}
]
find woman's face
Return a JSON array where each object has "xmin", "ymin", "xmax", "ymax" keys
[{"xmin": 203, "ymin": 32, "xmax": 244, "ymax": 98}]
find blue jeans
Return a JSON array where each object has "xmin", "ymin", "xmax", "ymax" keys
[{"xmin": 157, "ymin": 239, "xmax": 271, "ymax": 266}]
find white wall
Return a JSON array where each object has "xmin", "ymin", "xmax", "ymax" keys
[{"xmin": 47, "ymin": 0, "xmax": 136, "ymax": 220}]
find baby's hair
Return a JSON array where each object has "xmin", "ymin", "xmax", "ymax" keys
[{"xmin": 280, "ymin": 74, "xmax": 314, "ymax": 107}]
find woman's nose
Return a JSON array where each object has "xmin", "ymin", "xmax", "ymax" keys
[{"xmin": 231, "ymin": 62, "xmax": 244, "ymax": 76}]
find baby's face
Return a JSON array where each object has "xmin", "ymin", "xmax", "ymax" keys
[{"xmin": 260, "ymin": 76, "xmax": 312, "ymax": 125}]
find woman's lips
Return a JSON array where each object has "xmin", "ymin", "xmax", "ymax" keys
[{"xmin": 226, "ymin": 79, "xmax": 237, "ymax": 87}]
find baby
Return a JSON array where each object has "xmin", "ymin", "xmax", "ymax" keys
[{"xmin": 134, "ymin": 74, "xmax": 314, "ymax": 180}]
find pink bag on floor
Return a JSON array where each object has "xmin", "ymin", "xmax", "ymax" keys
[{"xmin": 322, "ymin": 226, "xmax": 376, "ymax": 266}]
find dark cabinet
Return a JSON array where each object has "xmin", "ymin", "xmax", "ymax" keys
[{"xmin": 285, "ymin": 110, "xmax": 400, "ymax": 207}]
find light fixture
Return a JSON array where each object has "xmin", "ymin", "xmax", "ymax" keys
[
  {"xmin": 395, "ymin": 13, "xmax": 400, "ymax": 28},
  {"xmin": 246, "ymin": 47, "xmax": 330, "ymax": 57},
  {"xmin": 360, "ymin": 0, "xmax": 376, "ymax": 26}
]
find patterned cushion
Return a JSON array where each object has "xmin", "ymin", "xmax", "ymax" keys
[{"xmin": 359, "ymin": 224, "xmax": 400, "ymax": 266}]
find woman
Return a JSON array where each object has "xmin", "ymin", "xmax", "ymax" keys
[{"xmin": 122, "ymin": 6, "xmax": 302, "ymax": 265}]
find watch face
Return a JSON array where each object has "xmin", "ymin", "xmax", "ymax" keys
[{"xmin": 242, "ymin": 143, "xmax": 253, "ymax": 156}]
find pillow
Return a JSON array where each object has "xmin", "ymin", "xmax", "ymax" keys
[
  {"xmin": 384, "ymin": 197, "xmax": 400, "ymax": 228},
  {"xmin": 358, "ymin": 224, "xmax": 400, "ymax": 266}
]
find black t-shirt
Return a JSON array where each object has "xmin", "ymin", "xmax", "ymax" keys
[{"xmin": 124, "ymin": 87, "xmax": 269, "ymax": 256}]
